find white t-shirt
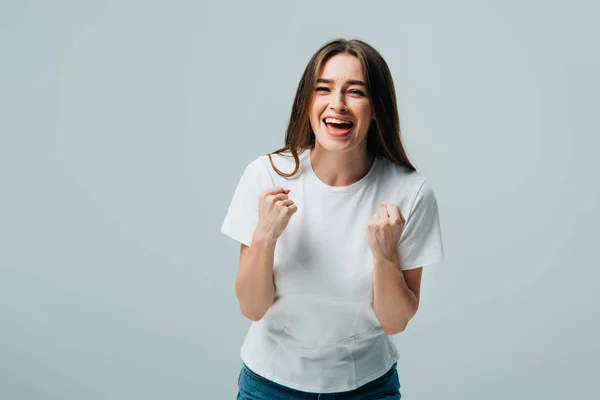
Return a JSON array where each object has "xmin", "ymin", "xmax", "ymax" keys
[{"xmin": 220, "ymin": 148, "xmax": 444, "ymax": 393}]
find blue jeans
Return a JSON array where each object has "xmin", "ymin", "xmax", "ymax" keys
[{"xmin": 237, "ymin": 362, "xmax": 401, "ymax": 399}]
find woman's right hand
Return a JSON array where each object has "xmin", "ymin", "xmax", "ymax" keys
[{"xmin": 254, "ymin": 186, "xmax": 297, "ymax": 243}]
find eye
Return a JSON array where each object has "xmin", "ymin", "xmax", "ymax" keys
[
  {"xmin": 349, "ymin": 89, "xmax": 366, "ymax": 96},
  {"xmin": 316, "ymin": 87, "xmax": 330, "ymax": 92}
]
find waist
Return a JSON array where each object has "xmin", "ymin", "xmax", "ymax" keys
[
  {"xmin": 240, "ymin": 321, "xmax": 399, "ymax": 393},
  {"xmin": 263, "ymin": 294, "xmax": 380, "ymax": 346}
]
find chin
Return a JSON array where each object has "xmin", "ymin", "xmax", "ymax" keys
[
  {"xmin": 316, "ymin": 132, "xmax": 366, "ymax": 152},
  {"xmin": 315, "ymin": 136, "xmax": 352, "ymax": 152}
]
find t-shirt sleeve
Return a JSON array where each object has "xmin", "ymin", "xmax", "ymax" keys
[
  {"xmin": 220, "ymin": 157, "xmax": 272, "ymax": 246},
  {"xmin": 398, "ymin": 179, "xmax": 445, "ymax": 270}
]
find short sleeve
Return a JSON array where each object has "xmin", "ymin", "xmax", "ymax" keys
[
  {"xmin": 398, "ymin": 180, "xmax": 445, "ymax": 270},
  {"xmin": 220, "ymin": 157, "xmax": 272, "ymax": 246}
]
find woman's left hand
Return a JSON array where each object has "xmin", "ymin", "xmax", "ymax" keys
[{"xmin": 366, "ymin": 202, "xmax": 405, "ymax": 262}]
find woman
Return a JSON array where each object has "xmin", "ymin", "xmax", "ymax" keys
[{"xmin": 221, "ymin": 38, "xmax": 444, "ymax": 399}]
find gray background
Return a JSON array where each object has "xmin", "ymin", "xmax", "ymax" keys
[{"xmin": 1, "ymin": 0, "xmax": 598, "ymax": 399}]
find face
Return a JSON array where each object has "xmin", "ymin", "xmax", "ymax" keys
[{"xmin": 308, "ymin": 53, "xmax": 373, "ymax": 153}]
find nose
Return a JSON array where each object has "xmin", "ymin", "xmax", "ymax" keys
[{"xmin": 329, "ymin": 91, "xmax": 347, "ymax": 113}]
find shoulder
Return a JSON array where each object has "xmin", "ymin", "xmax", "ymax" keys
[
  {"xmin": 376, "ymin": 156, "xmax": 428, "ymax": 191},
  {"xmin": 234, "ymin": 154, "xmax": 274, "ymax": 192},
  {"xmin": 376, "ymin": 157, "xmax": 438, "ymax": 212},
  {"xmin": 240, "ymin": 155, "xmax": 269, "ymax": 179}
]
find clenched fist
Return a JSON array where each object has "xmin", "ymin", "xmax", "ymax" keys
[
  {"xmin": 254, "ymin": 186, "xmax": 298, "ymax": 243},
  {"xmin": 366, "ymin": 202, "xmax": 405, "ymax": 262}
]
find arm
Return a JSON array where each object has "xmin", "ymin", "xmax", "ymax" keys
[
  {"xmin": 372, "ymin": 255, "xmax": 422, "ymax": 335},
  {"xmin": 234, "ymin": 231, "xmax": 277, "ymax": 322},
  {"xmin": 370, "ymin": 180, "xmax": 444, "ymax": 334},
  {"xmin": 234, "ymin": 186, "xmax": 297, "ymax": 322},
  {"xmin": 367, "ymin": 202, "xmax": 423, "ymax": 335}
]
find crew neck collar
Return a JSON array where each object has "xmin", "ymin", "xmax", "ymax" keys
[{"xmin": 305, "ymin": 148, "xmax": 379, "ymax": 193}]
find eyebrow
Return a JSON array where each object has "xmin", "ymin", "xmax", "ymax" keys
[{"xmin": 317, "ymin": 78, "xmax": 366, "ymax": 86}]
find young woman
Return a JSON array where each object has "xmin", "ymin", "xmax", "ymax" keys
[{"xmin": 221, "ymin": 38, "xmax": 444, "ymax": 399}]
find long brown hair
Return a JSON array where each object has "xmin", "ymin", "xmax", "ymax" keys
[{"xmin": 268, "ymin": 38, "xmax": 416, "ymax": 177}]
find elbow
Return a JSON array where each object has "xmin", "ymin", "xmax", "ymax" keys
[
  {"xmin": 240, "ymin": 305, "xmax": 266, "ymax": 322},
  {"xmin": 236, "ymin": 292, "xmax": 269, "ymax": 321},
  {"xmin": 236, "ymin": 294, "xmax": 267, "ymax": 321},
  {"xmin": 383, "ymin": 326, "xmax": 405, "ymax": 336},
  {"xmin": 382, "ymin": 321, "xmax": 409, "ymax": 336},
  {"xmin": 234, "ymin": 281, "xmax": 273, "ymax": 322},
  {"xmin": 376, "ymin": 309, "xmax": 415, "ymax": 335},
  {"xmin": 383, "ymin": 303, "xmax": 419, "ymax": 335}
]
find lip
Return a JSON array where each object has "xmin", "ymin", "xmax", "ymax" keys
[
  {"xmin": 322, "ymin": 115, "xmax": 355, "ymax": 123},
  {"xmin": 322, "ymin": 120, "xmax": 353, "ymax": 137}
]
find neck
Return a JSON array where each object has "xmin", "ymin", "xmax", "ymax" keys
[{"xmin": 310, "ymin": 144, "xmax": 375, "ymax": 187}]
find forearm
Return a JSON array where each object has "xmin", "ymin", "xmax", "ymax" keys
[
  {"xmin": 372, "ymin": 254, "xmax": 418, "ymax": 335},
  {"xmin": 234, "ymin": 231, "xmax": 276, "ymax": 321}
]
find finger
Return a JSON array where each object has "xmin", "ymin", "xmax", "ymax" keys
[
  {"xmin": 385, "ymin": 204, "xmax": 404, "ymax": 225},
  {"xmin": 264, "ymin": 186, "xmax": 288, "ymax": 196},
  {"xmin": 271, "ymin": 193, "xmax": 289, "ymax": 202},
  {"xmin": 279, "ymin": 199, "xmax": 295, "ymax": 207},
  {"xmin": 378, "ymin": 203, "xmax": 389, "ymax": 220},
  {"xmin": 285, "ymin": 204, "xmax": 298, "ymax": 215}
]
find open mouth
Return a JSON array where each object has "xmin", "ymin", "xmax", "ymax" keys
[{"xmin": 323, "ymin": 118, "xmax": 354, "ymax": 136}]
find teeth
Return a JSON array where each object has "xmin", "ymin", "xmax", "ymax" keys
[{"xmin": 324, "ymin": 118, "xmax": 352, "ymax": 125}]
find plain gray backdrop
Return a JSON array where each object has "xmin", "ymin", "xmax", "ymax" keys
[{"xmin": 1, "ymin": 1, "xmax": 598, "ymax": 399}]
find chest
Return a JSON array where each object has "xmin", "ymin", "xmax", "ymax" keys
[{"xmin": 272, "ymin": 183, "xmax": 387, "ymax": 300}]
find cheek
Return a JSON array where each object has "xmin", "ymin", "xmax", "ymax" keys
[
  {"xmin": 360, "ymin": 104, "xmax": 373, "ymax": 119},
  {"xmin": 308, "ymin": 104, "xmax": 323, "ymax": 131},
  {"xmin": 309, "ymin": 101, "xmax": 326, "ymax": 122},
  {"xmin": 310, "ymin": 98, "xmax": 326, "ymax": 113},
  {"xmin": 348, "ymin": 99, "xmax": 371, "ymax": 116},
  {"xmin": 354, "ymin": 104, "xmax": 373, "ymax": 127}
]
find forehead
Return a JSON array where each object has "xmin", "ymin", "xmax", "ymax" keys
[{"xmin": 318, "ymin": 53, "xmax": 364, "ymax": 80}]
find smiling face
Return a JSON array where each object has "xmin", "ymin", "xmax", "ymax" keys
[{"xmin": 308, "ymin": 52, "xmax": 374, "ymax": 154}]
